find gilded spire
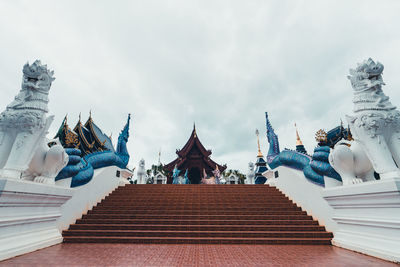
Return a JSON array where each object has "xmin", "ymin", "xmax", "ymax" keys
[
  {"xmin": 295, "ymin": 123, "xmax": 303, "ymax": 146},
  {"xmin": 193, "ymin": 122, "xmax": 197, "ymax": 138},
  {"xmin": 255, "ymin": 129, "xmax": 263, "ymax": 157},
  {"xmin": 78, "ymin": 112, "xmax": 81, "ymax": 124}
]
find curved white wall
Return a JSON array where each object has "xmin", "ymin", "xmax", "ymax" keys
[
  {"xmin": 266, "ymin": 166, "xmax": 337, "ymax": 232},
  {"xmin": 57, "ymin": 166, "xmax": 127, "ymax": 231}
]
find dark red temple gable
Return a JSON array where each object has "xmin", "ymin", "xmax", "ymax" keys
[
  {"xmin": 177, "ymin": 127, "xmax": 212, "ymax": 158},
  {"xmin": 164, "ymin": 125, "xmax": 226, "ymax": 184}
]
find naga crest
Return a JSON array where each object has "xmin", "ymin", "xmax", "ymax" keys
[
  {"xmin": 348, "ymin": 58, "xmax": 385, "ymax": 92},
  {"xmin": 22, "ymin": 60, "xmax": 55, "ymax": 92}
]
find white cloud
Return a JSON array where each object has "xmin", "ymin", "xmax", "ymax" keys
[{"xmin": 0, "ymin": 0, "xmax": 399, "ymax": 173}]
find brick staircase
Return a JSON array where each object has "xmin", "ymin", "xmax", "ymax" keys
[{"xmin": 63, "ymin": 184, "xmax": 332, "ymax": 244}]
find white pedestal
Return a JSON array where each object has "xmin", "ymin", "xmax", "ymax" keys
[
  {"xmin": 0, "ymin": 178, "xmax": 74, "ymax": 261},
  {"xmin": 322, "ymin": 178, "xmax": 400, "ymax": 263}
]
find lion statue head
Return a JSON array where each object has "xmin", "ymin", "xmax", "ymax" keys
[
  {"xmin": 348, "ymin": 58, "xmax": 384, "ymax": 92},
  {"xmin": 22, "ymin": 60, "xmax": 55, "ymax": 93}
]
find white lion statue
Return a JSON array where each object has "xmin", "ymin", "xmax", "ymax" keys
[
  {"xmin": 136, "ymin": 159, "xmax": 148, "ymax": 184},
  {"xmin": 0, "ymin": 60, "xmax": 68, "ymax": 183},
  {"xmin": 22, "ymin": 138, "xmax": 69, "ymax": 184},
  {"xmin": 246, "ymin": 162, "xmax": 255, "ymax": 184},
  {"xmin": 329, "ymin": 58, "xmax": 400, "ymax": 185}
]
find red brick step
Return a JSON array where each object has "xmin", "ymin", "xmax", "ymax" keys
[{"xmin": 63, "ymin": 184, "xmax": 332, "ymax": 245}]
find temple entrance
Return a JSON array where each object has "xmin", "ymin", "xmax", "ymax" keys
[{"xmin": 188, "ymin": 167, "xmax": 201, "ymax": 184}]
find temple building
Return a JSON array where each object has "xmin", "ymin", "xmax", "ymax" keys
[
  {"xmin": 55, "ymin": 113, "xmax": 114, "ymax": 156},
  {"xmin": 315, "ymin": 123, "xmax": 352, "ymax": 148},
  {"xmin": 254, "ymin": 129, "xmax": 268, "ymax": 184},
  {"xmin": 164, "ymin": 125, "xmax": 226, "ymax": 184}
]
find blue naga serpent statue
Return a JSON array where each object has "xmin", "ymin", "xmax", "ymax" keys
[
  {"xmin": 265, "ymin": 112, "xmax": 341, "ymax": 186},
  {"xmin": 55, "ymin": 114, "xmax": 131, "ymax": 187}
]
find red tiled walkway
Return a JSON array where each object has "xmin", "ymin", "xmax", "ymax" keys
[{"xmin": 0, "ymin": 244, "xmax": 395, "ymax": 267}]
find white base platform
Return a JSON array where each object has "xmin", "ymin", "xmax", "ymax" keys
[
  {"xmin": 0, "ymin": 178, "xmax": 74, "ymax": 261},
  {"xmin": 322, "ymin": 177, "xmax": 400, "ymax": 263}
]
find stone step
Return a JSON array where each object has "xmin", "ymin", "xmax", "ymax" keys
[
  {"xmin": 63, "ymin": 236, "xmax": 332, "ymax": 245},
  {"xmin": 89, "ymin": 209, "xmax": 303, "ymax": 215},
  {"xmin": 95, "ymin": 204, "xmax": 298, "ymax": 209},
  {"xmin": 92, "ymin": 206, "xmax": 301, "ymax": 211},
  {"xmin": 87, "ymin": 210, "xmax": 307, "ymax": 216},
  {"xmin": 63, "ymin": 184, "xmax": 332, "ymax": 244},
  {"xmin": 63, "ymin": 230, "xmax": 333, "ymax": 238},
  {"xmin": 81, "ymin": 214, "xmax": 312, "ymax": 220},
  {"xmin": 75, "ymin": 219, "xmax": 320, "ymax": 225},
  {"xmin": 69, "ymin": 224, "xmax": 326, "ymax": 232}
]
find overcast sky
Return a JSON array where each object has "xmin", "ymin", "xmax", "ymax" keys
[{"xmin": 0, "ymin": 1, "xmax": 399, "ymax": 174}]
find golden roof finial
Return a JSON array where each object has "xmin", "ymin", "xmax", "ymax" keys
[
  {"xmin": 193, "ymin": 122, "xmax": 197, "ymax": 138},
  {"xmin": 78, "ymin": 112, "xmax": 81, "ymax": 123},
  {"xmin": 89, "ymin": 109, "xmax": 92, "ymax": 119},
  {"xmin": 315, "ymin": 129, "xmax": 327, "ymax": 143},
  {"xmin": 295, "ymin": 123, "xmax": 303, "ymax": 146},
  {"xmin": 255, "ymin": 129, "xmax": 263, "ymax": 157}
]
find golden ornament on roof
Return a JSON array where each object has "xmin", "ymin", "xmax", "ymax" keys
[
  {"xmin": 315, "ymin": 129, "xmax": 327, "ymax": 143},
  {"xmin": 65, "ymin": 131, "xmax": 79, "ymax": 147}
]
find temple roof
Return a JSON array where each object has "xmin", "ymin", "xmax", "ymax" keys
[
  {"xmin": 84, "ymin": 115, "xmax": 115, "ymax": 152},
  {"xmin": 254, "ymin": 155, "xmax": 268, "ymax": 184},
  {"xmin": 164, "ymin": 125, "xmax": 226, "ymax": 173},
  {"xmin": 295, "ymin": 123, "xmax": 307, "ymax": 154},
  {"xmin": 177, "ymin": 125, "xmax": 212, "ymax": 158},
  {"xmin": 316, "ymin": 124, "xmax": 352, "ymax": 148},
  {"xmin": 54, "ymin": 116, "xmax": 80, "ymax": 149},
  {"xmin": 74, "ymin": 120, "xmax": 95, "ymax": 155},
  {"xmin": 56, "ymin": 113, "xmax": 114, "ymax": 156}
]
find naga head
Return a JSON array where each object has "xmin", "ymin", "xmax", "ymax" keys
[
  {"xmin": 118, "ymin": 113, "xmax": 130, "ymax": 144},
  {"xmin": 348, "ymin": 58, "xmax": 385, "ymax": 92},
  {"xmin": 265, "ymin": 112, "xmax": 280, "ymax": 161},
  {"xmin": 22, "ymin": 60, "xmax": 55, "ymax": 92}
]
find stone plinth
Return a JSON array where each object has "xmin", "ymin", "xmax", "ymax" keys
[
  {"xmin": 0, "ymin": 178, "xmax": 74, "ymax": 261},
  {"xmin": 322, "ymin": 178, "xmax": 400, "ymax": 263}
]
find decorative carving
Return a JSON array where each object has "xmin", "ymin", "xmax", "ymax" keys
[
  {"xmin": 0, "ymin": 60, "xmax": 67, "ymax": 183},
  {"xmin": 315, "ymin": 129, "xmax": 327, "ymax": 143},
  {"xmin": 65, "ymin": 131, "xmax": 80, "ymax": 147},
  {"xmin": 330, "ymin": 58, "xmax": 400, "ymax": 184}
]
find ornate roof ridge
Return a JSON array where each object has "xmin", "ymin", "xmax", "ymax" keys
[
  {"xmin": 84, "ymin": 114, "xmax": 107, "ymax": 148},
  {"xmin": 177, "ymin": 125, "xmax": 211, "ymax": 158},
  {"xmin": 73, "ymin": 119, "xmax": 94, "ymax": 150}
]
